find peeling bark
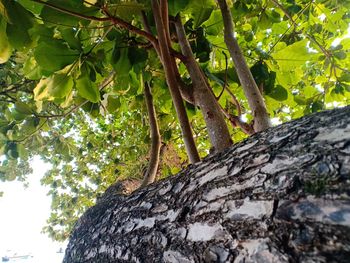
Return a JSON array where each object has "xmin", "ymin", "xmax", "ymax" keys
[
  {"xmin": 140, "ymin": 82, "xmax": 161, "ymax": 188},
  {"xmin": 64, "ymin": 106, "xmax": 350, "ymax": 263},
  {"xmin": 217, "ymin": 0, "xmax": 271, "ymax": 132}
]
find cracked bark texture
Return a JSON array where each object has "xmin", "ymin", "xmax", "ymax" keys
[{"xmin": 64, "ymin": 106, "xmax": 350, "ymax": 263}]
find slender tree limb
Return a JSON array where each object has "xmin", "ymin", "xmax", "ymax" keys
[
  {"xmin": 140, "ymin": 82, "xmax": 161, "ymax": 188},
  {"xmin": 160, "ymin": 0, "xmax": 172, "ymax": 47},
  {"xmin": 223, "ymin": 84, "xmax": 242, "ymax": 117},
  {"xmin": 175, "ymin": 14, "xmax": 232, "ymax": 152},
  {"xmin": 151, "ymin": 0, "xmax": 200, "ymax": 163},
  {"xmin": 216, "ymin": 51, "xmax": 243, "ymax": 119},
  {"xmin": 217, "ymin": 0, "xmax": 271, "ymax": 132},
  {"xmin": 141, "ymin": 11, "xmax": 194, "ymax": 108},
  {"xmin": 270, "ymin": 0, "xmax": 297, "ymax": 28}
]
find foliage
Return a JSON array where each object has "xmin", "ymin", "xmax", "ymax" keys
[{"xmin": 0, "ymin": 0, "xmax": 349, "ymax": 241}]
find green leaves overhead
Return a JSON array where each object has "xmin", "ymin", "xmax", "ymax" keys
[{"xmin": 34, "ymin": 40, "xmax": 79, "ymax": 73}]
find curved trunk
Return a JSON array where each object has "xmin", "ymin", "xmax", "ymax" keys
[
  {"xmin": 64, "ymin": 106, "xmax": 350, "ymax": 263},
  {"xmin": 140, "ymin": 82, "xmax": 161, "ymax": 188},
  {"xmin": 175, "ymin": 15, "xmax": 233, "ymax": 153},
  {"xmin": 217, "ymin": 0, "xmax": 271, "ymax": 132}
]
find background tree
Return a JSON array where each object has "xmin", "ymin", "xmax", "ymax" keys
[{"xmin": 0, "ymin": 0, "xmax": 349, "ymax": 241}]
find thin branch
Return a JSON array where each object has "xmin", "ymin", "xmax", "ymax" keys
[
  {"xmin": 219, "ymin": 106, "xmax": 254, "ymax": 135},
  {"xmin": 218, "ymin": 0, "xmax": 271, "ymax": 132},
  {"xmin": 216, "ymin": 52, "xmax": 229, "ymax": 100},
  {"xmin": 267, "ymin": 1, "xmax": 312, "ymax": 55},
  {"xmin": 270, "ymin": 0, "xmax": 297, "ymax": 27}
]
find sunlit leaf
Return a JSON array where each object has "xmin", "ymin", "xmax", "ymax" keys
[
  {"xmin": 0, "ymin": 18, "xmax": 11, "ymax": 63},
  {"xmin": 34, "ymin": 74, "xmax": 74, "ymax": 101}
]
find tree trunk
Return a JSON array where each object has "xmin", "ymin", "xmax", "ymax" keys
[
  {"xmin": 174, "ymin": 15, "xmax": 233, "ymax": 153},
  {"xmin": 140, "ymin": 82, "xmax": 161, "ymax": 188},
  {"xmin": 217, "ymin": 0, "xmax": 271, "ymax": 132},
  {"xmin": 64, "ymin": 106, "xmax": 350, "ymax": 263}
]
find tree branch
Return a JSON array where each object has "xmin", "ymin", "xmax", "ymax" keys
[
  {"xmin": 140, "ymin": 82, "xmax": 161, "ymax": 188},
  {"xmin": 31, "ymin": 0, "xmax": 110, "ymax": 21},
  {"xmin": 151, "ymin": 0, "xmax": 200, "ymax": 163},
  {"xmin": 217, "ymin": 0, "xmax": 271, "ymax": 132},
  {"xmin": 175, "ymin": 14, "xmax": 233, "ymax": 152}
]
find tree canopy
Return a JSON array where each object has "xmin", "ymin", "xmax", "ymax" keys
[{"xmin": 0, "ymin": 0, "xmax": 349, "ymax": 241}]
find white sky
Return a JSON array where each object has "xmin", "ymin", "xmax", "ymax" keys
[{"xmin": 0, "ymin": 157, "xmax": 65, "ymax": 262}]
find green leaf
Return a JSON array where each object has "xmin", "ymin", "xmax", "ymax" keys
[
  {"xmin": 267, "ymin": 85, "xmax": 288, "ymax": 101},
  {"xmin": 271, "ymin": 39, "xmax": 315, "ymax": 70},
  {"xmin": 59, "ymin": 28, "xmax": 81, "ymax": 50},
  {"xmin": 34, "ymin": 74, "xmax": 74, "ymax": 101},
  {"xmin": 334, "ymin": 51, "xmax": 347, "ymax": 60},
  {"xmin": 3, "ymin": 0, "xmax": 34, "ymax": 49},
  {"xmin": 193, "ymin": 8, "xmax": 212, "ymax": 28},
  {"xmin": 0, "ymin": 17, "xmax": 11, "ymax": 63},
  {"xmin": 75, "ymin": 75, "xmax": 100, "ymax": 103},
  {"xmin": 6, "ymin": 142, "xmax": 18, "ymax": 159},
  {"xmin": 107, "ymin": 96, "xmax": 121, "ymax": 113},
  {"xmin": 163, "ymin": 129, "xmax": 172, "ymax": 142},
  {"xmin": 339, "ymin": 72, "xmax": 350, "ymax": 83},
  {"xmin": 17, "ymin": 144, "xmax": 28, "ymax": 160},
  {"xmin": 187, "ymin": 0, "xmax": 214, "ymax": 28},
  {"xmin": 203, "ymin": 10, "xmax": 223, "ymax": 35},
  {"xmin": 294, "ymin": 95, "xmax": 307, "ymax": 105},
  {"xmin": 111, "ymin": 46, "xmax": 131, "ymax": 76},
  {"xmin": 128, "ymin": 47, "xmax": 148, "ymax": 65},
  {"xmin": 17, "ymin": 0, "xmax": 43, "ymax": 15},
  {"xmin": 168, "ymin": 0, "xmax": 189, "ymax": 16},
  {"xmin": 34, "ymin": 40, "xmax": 79, "ymax": 72},
  {"xmin": 0, "ymin": 0, "xmax": 9, "ymax": 22},
  {"xmin": 15, "ymin": 102, "xmax": 33, "ymax": 114},
  {"xmin": 40, "ymin": 0, "xmax": 91, "ymax": 27},
  {"xmin": 107, "ymin": 2, "xmax": 145, "ymax": 22},
  {"xmin": 22, "ymin": 57, "xmax": 42, "ymax": 80},
  {"xmin": 311, "ymin": 100, "xmax": 324, "ymax": 113}
]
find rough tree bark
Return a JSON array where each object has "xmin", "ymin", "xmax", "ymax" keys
[
  {"xmin": 64, "ymin": 106, "xmax": 350, "ymax": 263},
  {"xmin": 217, "ymin": 0, "xmax": 271, "ymax": 132}
]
